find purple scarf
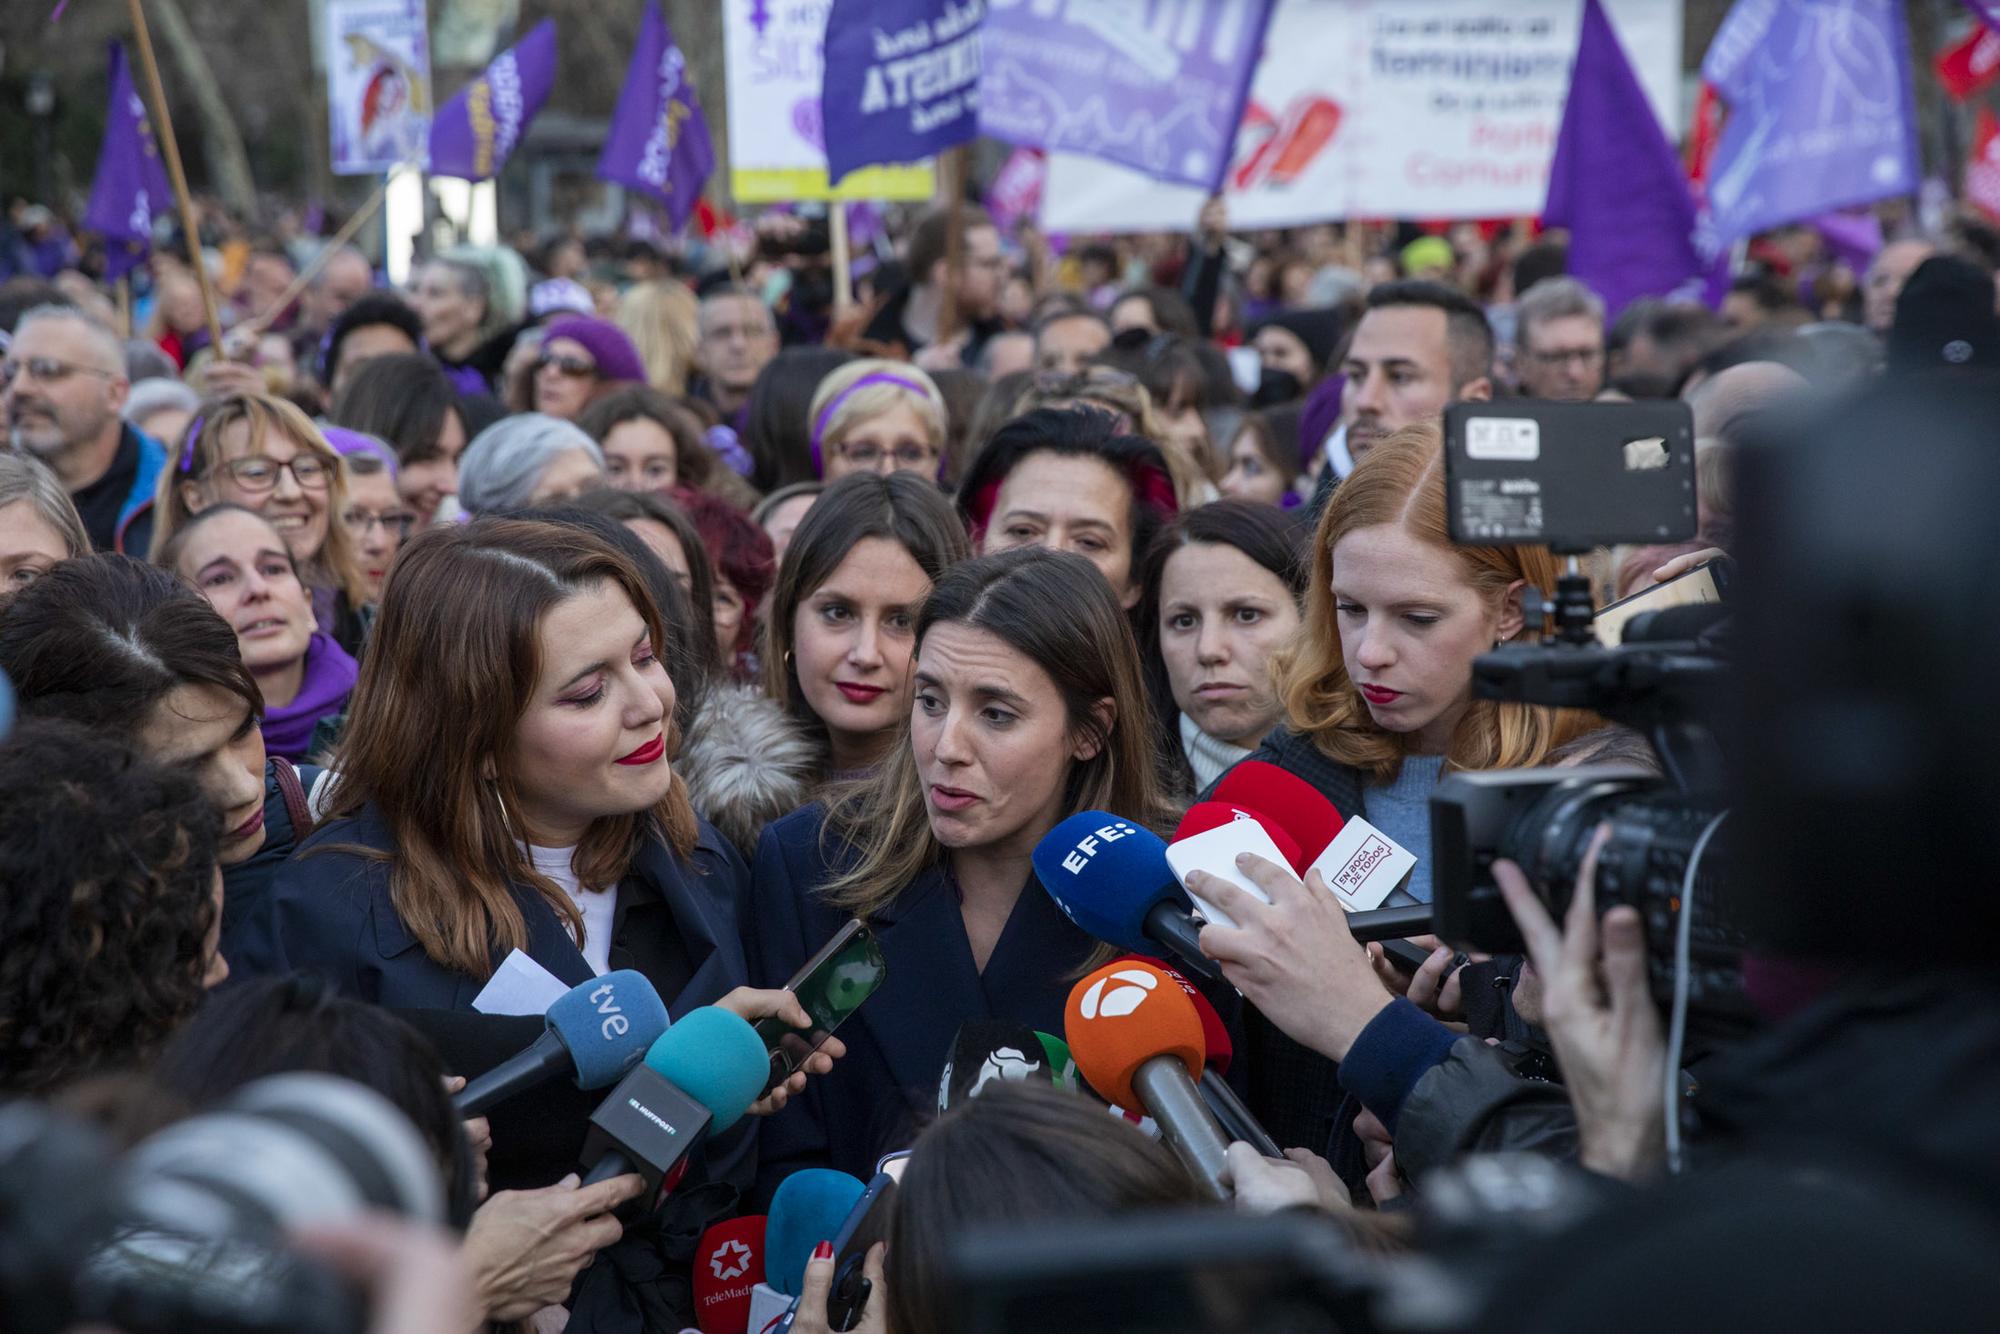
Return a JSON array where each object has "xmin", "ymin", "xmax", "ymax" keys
[{"xmin": 260, "ymin": 632, "xmax": 359, "ymax": 761}]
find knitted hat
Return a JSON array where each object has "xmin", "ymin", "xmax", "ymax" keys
[
  {"xmin": 1250, "ymin": 306, "xmax": 1349, "ymax": 375},
  {"xmin": 1887, "ymin": 256, "xmax": 2000, "ymax": 376},
  {"xmin": 542, "ymin": 316, "xmax": 648, "ymax": 385},
  {"xmin": 320, "ymin": 424, "xmax": 399, "ymax": 477},
  {"xmin": 530, "ymin": 277, "xmax": 595, "ymax": 320}
]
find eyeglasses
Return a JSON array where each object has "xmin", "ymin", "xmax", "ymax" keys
[
  {"xmin": 1032, "ymin": 366, "xmax": 1140, "ymax": 396},
  {"xmin": 837, "ymin": 440, "xmax": 938, "ymax": 469},
  {"xmin": 535, "ymin": 352, "xmax": 597, "ymax": 378},
  {"xmin": 0, "ymin": 356, "xmax": 118, "ymax": 389},
  {"xmin": 1526, "ymin": 346, "xmax": 1604, "ymax": 369},
  {"xmin": 218, "ymin": 455, "xmax": 331, "ymax": 492},
  {"xmin": 342, "ymin": 506, "xmax": 416, "ymax": 538}
]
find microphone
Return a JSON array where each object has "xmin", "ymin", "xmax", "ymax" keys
[
  {"xmin": 1032, "ymin": 811, "xmax": 1221, "ymax": 983},
  {"xmin": 1345, "ymin": 903, "xmax": 1435, "ymax": 941},
  {"xmin": 453, "ymin": 969, "xmax": 669, "ymax": 1117},
  {"xmin": 1213, "ymin": 760, "xmax": 1346, "ymax": 863},
  {"xmin": 765, "ymin": 1169, "xmax": 868, "ymax": 1297},
  {"xmin": 1065, "ymin": 959, "xmax": 1232, "ymax": 1200},
  {"xmin": 577, "ymin": 1005, "xmax": 768, "ymax": 1198},
  {"xmin": 938, "ymin": 1019, "xmax": 1052, "ymax": 1113},
  {"xmin": 1034, "ymin": 1030, "xmax": 1078, "ymax": 1090},
  {"xmin": 1116, "ymin": 954, "xmax": 1283, "ymax": 1158},
  {"xmin": 1175, "ymin": 800, "xmax": 1306, "ymax": 874},
  {"xmin": 692, "ymin": 1213, "xmax": 766, "ymax": 1334},
  {"xmin": 1220, "ymin": 759, "xmax": 1423, "ymax": 914}
]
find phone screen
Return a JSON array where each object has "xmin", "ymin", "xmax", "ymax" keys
[{"xmin": 753, "ymin": 920, "xmax": 887, "ymax": 1092}]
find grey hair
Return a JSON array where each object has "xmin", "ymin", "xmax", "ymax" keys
[
  {"xmin": 1516, "ymin": 276, "xmax": 1607, "ymax": 341},
  {"xmin": 0, "ymin": 453, "xmax": 90, "ymax": 560},
  {"xmin": 455, "ymin": 413, "xmax": 605, "ymax": 515},
  {"xmin": 15, "ymin": 304, "xmax": 125, "ymax": 376},
  {"xmin": 122, "ymin": 376, "xmax": 201, "ymax": 427}
]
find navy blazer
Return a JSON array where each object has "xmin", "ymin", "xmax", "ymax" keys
[
  {"xmin": 746, "ymin": 804, "xmax": 1247, "ymax": 1205},
  {"xmin": 243, "ymin": 801, "xmax": 756, "ymax": 1199}
]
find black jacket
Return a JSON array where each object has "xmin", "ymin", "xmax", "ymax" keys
[{"xmin": 218, "ymin": 758, "xmax": 323, "ymax": 973}]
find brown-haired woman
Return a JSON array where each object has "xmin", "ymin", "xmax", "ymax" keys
[
  {"xmin": 249, "ymin": 519, "xmax": 832, "ymax": 1212},
  {"xmin": 748, "ymin": 547, "xmax": 1226, "ymax": 1198},
  {"xmin": 1216, "ymin": 422, "xmax": 1596, "ymax": 1154}
]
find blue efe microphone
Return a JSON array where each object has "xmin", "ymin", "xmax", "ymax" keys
[
  {"xmin": 454, "ymin": 969, "xmax": 669, "ymax": 1116},
  {"xmin": 765, "ymin": 1169, "xmax": 869, "ymax": 1297},
  {"xmin": 1032, "ymin": 811, "xmax": 1220, "ymax": 983},
  {"xmin": 579, "ymin": 1005, "xmax": 769, "ymax": 1194}
]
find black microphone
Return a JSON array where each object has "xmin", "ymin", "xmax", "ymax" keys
[
  {"xmin": 1198, "ymin": 1070, "xmax": 1283, "ymax": 1159},
  {"xmin": 937, "ymin": 1019, "xmax": 1052, "ymax": 1114},
  {"xmin": 453, "ymin": 970, "xmax": 668, "ymax": 1117},
  {"xmin": 1345, "ymin": 903, "xmax": 1434, "ymax": 943}
]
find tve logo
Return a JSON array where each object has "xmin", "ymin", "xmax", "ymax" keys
[
  {"xmin": 1060, "ymin": 822, "xmax": 1138, "ymax": 874},
  {"xmin": 1077, "ymin": 968, "xmax": 1158, "ymax": 1020},
  {"xmin": 589, "ymin": 980, "xmax": 630, "ymax": 1040}
]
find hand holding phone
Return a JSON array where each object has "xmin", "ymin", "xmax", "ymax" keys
[{"xmin": 754, "ymin": 920, "xmax": 888, "ymax": 1096}]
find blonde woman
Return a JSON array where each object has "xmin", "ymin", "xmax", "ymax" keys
[
  {"xmin": 0, "ymin": 453, "xmax": 90, "ymax": 590},
  {"xmin": 616, "ymin": 278, "xmax": 701, "ymax": 396},
  {"xmin": 806, "ymin": 358, "xmax": 948, "ymax": 482}
]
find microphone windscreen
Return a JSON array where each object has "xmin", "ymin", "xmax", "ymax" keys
[
  {"xmin": 544, "ymin": 969, "xmax": 671, "ymax": 1089},
  {"xmin": 765, "ymin": 1168, "xmax": 868, "ymax": 1297},
  {"xmin": 1064, "ymin": 959, "xmax": 1206, "ymax": 1111},
  {"xmin": 938, "ymin": 1019, "xmax": 1050, "ymax": 1113},
  {"xmin": 643, "ymin": 1006, "xmax": 768, "ymax": 1133},
  {"xmin": 1173, "ymin": 801, "xmax": 1307, "ymax": 874},
  {"xmin": 692, "ymin": 1213, "xmax": 766, "ymax": 1333},
  {"xmin": 1113, "ymin": 954, "xmax": 1231, "ymax": 1075},
  {"xmin": 1214, "ymin": 760, "xmax": 1345, "ymax": 864},
  {"xmin": 1035, "ymin": 1031, "xmax": 1079, "ymax": 1090},
  {"xmin": 1033, "ymin": 811, "xmax": 1182, "ymax": 953}
]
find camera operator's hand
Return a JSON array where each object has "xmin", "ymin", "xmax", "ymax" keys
[
  {"xmin": 1366, "ymin": 936, "xmax": 1484, "ymax": 1023},
  {"xmin": 1495, "ymin": 826, "xmax": 1666, "ymax": 1183},
  {"xmin": 716, "ymin": 986, "xmax": 847, "ymax": 1116},
  {"xmin": 1222, "ymin": 1142, "xmax": 1351, "ymax": 1215},
  {"xmin": 1353, "ymin": 1108, "xmax": 1406, "ymax": 1204},
  {"xmin": 1193, "ymin": 855, "xmax": 1393, "ymax": 1062},
  {"xmin": 462, "ymin": 1172, "xmax": 644, "ymax": 1322},
  {"xmin": 792, "ymin": 1239, "xmax": 889, "ymax": 1334},
  {"xmin": 294, "ymin": 1215, "xmax": 481, "ymax": 1334}
]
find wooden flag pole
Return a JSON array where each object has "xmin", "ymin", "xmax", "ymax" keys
[
  {"xmin": 938, "ymin": 145, "xmax": 967, "ymax": 344},
  {"xmin": 239, "ymin": 165, "xmax": 404, "ymax": 340},
  {"xmin": 124, "ymin": 0, "xmax": 226, "ymax": 359},
  {"xmin": 829, "ymin": 201, "xmax": 854, "ymax": 319},
  {"xmin": 116, "ymin": 276, "xmax": 133, "ymax": 339}
]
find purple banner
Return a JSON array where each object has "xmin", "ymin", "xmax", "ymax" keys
[
  {"xmin": 84, "ymin": 43, "xmax": 173, "ymax": 282},
  {"xmin": 1700, "ymin": 0, "xmax": 1919, "ymax": 244},
  {"xmin": 978, "ymin": 0, "xmax": 1274, "ymax": 192},
  {"xmin": 598, "ymin": 2, "xmax": 715, "ymax": 231},
  {"xmin": 428, "ymin": 18, "xmax": 557, "ymax": 182},
  {"xmin": 821, "ymin": 0, "xmax": 983, "ymax": 185}
]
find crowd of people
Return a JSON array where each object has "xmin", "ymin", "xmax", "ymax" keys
[{"xmin": 3, "ymin": 181, "xmax": 1999, "ymax": 1334}]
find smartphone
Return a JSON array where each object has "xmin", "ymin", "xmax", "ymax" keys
[
  {"xmin": 753, "ymin": 919, "xmax": 887, "ymax": 1095},
  {"xmin": 826, "ymin": 1170, "xmax": 898, "ymax": 1330},
  {"xmin": 1592, "ymin": 558, "xmax": 1730, "ymax": 647},
  {"xmin": 875, "ymin": 1149, "xmax": 913, "ymax": 1182}
]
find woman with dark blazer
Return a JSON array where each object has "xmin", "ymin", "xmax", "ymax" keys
[
  {"xmin": 747, "ymin": 548, "xmax": 1238, "ymax": 1200},
  {"xmin": 245, "ymin": 517, "xmax": 823, "ymax": 1330}
]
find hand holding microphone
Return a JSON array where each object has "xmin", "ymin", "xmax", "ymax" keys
[{"xmin": 462, "ymin": 1171, "xmax": 646, "ymax": 1321}]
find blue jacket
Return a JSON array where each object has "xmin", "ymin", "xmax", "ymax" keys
[{"xmin": 745, "ymin": 804, "xmax": 1245, "ymax": 1204}]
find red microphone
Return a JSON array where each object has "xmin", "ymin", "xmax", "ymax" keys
[
  {"xmin": 1114, "ymin": 952, "xmax": 1231, "ymax": 1074},
  {"xmin": 1173, "ymin": 801, "xmax": 1307, "ymax": 876},
  {"xmin": 1213, "ymin": 760, "xmax": 1346, "ymax": 864},
  {"xmin": 1114, "ymin": 953, "xmax": 1280, "ymax": 1155},
  {"xmin": 693, "ymin": 1213, "xmax": 766, "ymax": 1334}
]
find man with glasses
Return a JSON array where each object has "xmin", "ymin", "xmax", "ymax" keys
[
  {"xmin": 2, "ymin": 304, "xmax": 161, "ymax": 551},
  {"xmin": 692, "ymin": 283, "xmax": 780, "ymax": 434},
  {"xmin": 1514, "ymin": 276, "xmax": 1607, "ymax": 402}
]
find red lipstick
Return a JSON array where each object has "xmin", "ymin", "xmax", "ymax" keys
[
  {"xmin": 1359, "ymin": 684, "xmax": 1404, "ymax": 706},
  {"xmin": 616, "ymin": 733, "xmax": 665, "ymax": 766},
  {"xmin": 835, "ymin": 681, "xmax": 887, "ymax": 704}
]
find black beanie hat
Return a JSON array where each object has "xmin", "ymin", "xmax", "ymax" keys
[
  {"xmin": 1887, "ymin": 255, "xmax": 2000, "ymax": 375},
  {"xmin": 1250, "ymin": 307, "xmax": 1349, "ymax": 375}
]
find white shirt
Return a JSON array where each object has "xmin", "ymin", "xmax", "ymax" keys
[{"xmin": 526, "ymin": 843, "xmax": 614, "ymax": 976}]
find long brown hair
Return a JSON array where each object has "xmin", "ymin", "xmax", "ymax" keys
[
  {"xmin": 1273, "ymin": 424, "xmax": 1596, "ymax": 782},
  {"xmin": 821, "ymin": 547, "xmax": 1168, "ymax": 919},
  {"xmin": 321, "ymin": 517, "xmax": 698, "ymax": 978}
]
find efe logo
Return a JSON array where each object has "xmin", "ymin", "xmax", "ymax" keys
[
  {"xmin": 1060, "ymin": 822, "xmax": 1137, "ymax": 874},
  {"xmin": 709, "ymin": 1238, "xmax": 754, "ymax": 1281},
  {"xmin": 1077, "ymin": 968, "xmax": 1158, "ymax": 1020}
]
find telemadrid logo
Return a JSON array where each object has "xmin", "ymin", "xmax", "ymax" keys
[
  {"xmin": 710, "ymin": 1238, "xmax": 754, "ymax": 1281},
  {"xmin": 1078, "ymin": 968, "xmax": 1158, "ymax": 1020}
]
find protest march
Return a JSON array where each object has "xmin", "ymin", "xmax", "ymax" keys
[{"xmin": 5, "ymin": 1, "xmax": 2000, "ymax": 1330}]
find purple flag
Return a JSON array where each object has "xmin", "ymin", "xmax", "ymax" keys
[
  {"xmin": 1966, "ymin": 0, "xmax": 2000, "ymax": 35},
  {"xmin": 1701, "ymin": 0, "xmax": 1919, "ymax": 245},
  {"xmin": 821, "ymin": 0, "xmax": 983, "ymax": 185},
  {"xmin": 428, "ymin": 18, "xmax": 556, "ymax": 182},
  {"xmin": 978, "ymin": 0, "xmax": 1273, "ymax": 192},
  {"xmin": 84, "ymin": 44, "xmax": 173, "ymax": 282},
  {"xmin": 1544, "ymin": 0, "xmax": 1711, "ymax": 318},
  {"xmin": 598, "ymin": 2, "xmax": 714, "ymax": 230}
]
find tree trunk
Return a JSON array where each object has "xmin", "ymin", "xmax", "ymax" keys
[{"xmin": 145, "ymin": 0, "xmax": 258, "ymax": 215}]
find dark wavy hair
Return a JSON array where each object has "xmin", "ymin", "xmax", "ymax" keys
[
  {"xmin": 0, "ymin": 719, "xmax": 221, "ymax": 1095},
  {"xmin": 744, "ymin": 346, "xmax": 855, "ymax": 491},
  {"xmin": 327, "ymin": 352, "xmax": 462, "ymax": 467},
  {"xmin": 955, "ymin": 407, "xmax": 1179, "ymax": 556}
]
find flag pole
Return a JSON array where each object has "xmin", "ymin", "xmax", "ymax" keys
[
  {"xmin": 830, "ymin": 201, "xmax": 854, "ymax": 318},
  {"xmin": 124, "ymin": 0, "xmax": 226, "ymax": 361},
  {"xmin": 938, "ymin": 144, "xmax": 966, "ymax": 343},
  {"xmin": 239, "ymin": 162, "xmax": 406, "ymax": 339},
  {"xmin": 116, "ymin": 275, "xmax": 133, "ymax": 339}
]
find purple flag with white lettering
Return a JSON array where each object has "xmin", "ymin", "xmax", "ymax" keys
[
  {"xmin": 598, "ymin": 2, "xmax": 714, "ymax": 230},
  {"xmin": 821, "ymin": 0, "xmax": 983, "ymax": 185},
  {"xmin": 84, "ymin": 44, "xmax": 173, "ymax": 282},
  {"xmin": 1700, "ymin": 0, "xmax": 1919, "ymax": 244},
  {"xmin": 428, "ymin": 18, "xmax": 557, "ymax": 182},
  {"xmin": 978, "ymin": 0, "xmax": 1273, "ymax": 191},
  {"xmin": 1544, "ymin": 0, "xmax": 1713, "ymax": 317}
]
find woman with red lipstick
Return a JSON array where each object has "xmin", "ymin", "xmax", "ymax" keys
[
  {"xmin": 763, "ymin": 471, "xmax": 971, "ymax": 784},
  {"xmin": 0, "ymin": 554, "xmax": 328, "ymax": 970},
  {"xmin": 748, "ymin": 547, "xmax": 1213, "ymax": 1197},
  {"xmin": 1210, "ymin": 423, "xmax": 1596, "ymax": 1155}
]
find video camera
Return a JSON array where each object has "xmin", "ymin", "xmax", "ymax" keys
[
  {"xmin": 1427, "ymin": 401, "xmax": 1751, "ymax": 1038},
  {"xmin": 0, "ymin": 1074, "xmax": 446, "ymax": 1334}
]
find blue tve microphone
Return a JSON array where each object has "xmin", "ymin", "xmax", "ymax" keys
[
  {"xmin": 579, "ymin": 1005, "xmax": 770, "ymax": 1196},
  {"xmin": 765, "ymin": 1169, "xmax": 869, "ymax": 1297},
  {"xmin": 454, "ymin": 969, "xmax": 670, "ymax": 1116},
  {"xmin": 1032, "ymin": 811, "xmax": 1220, "ymax": 983}
]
